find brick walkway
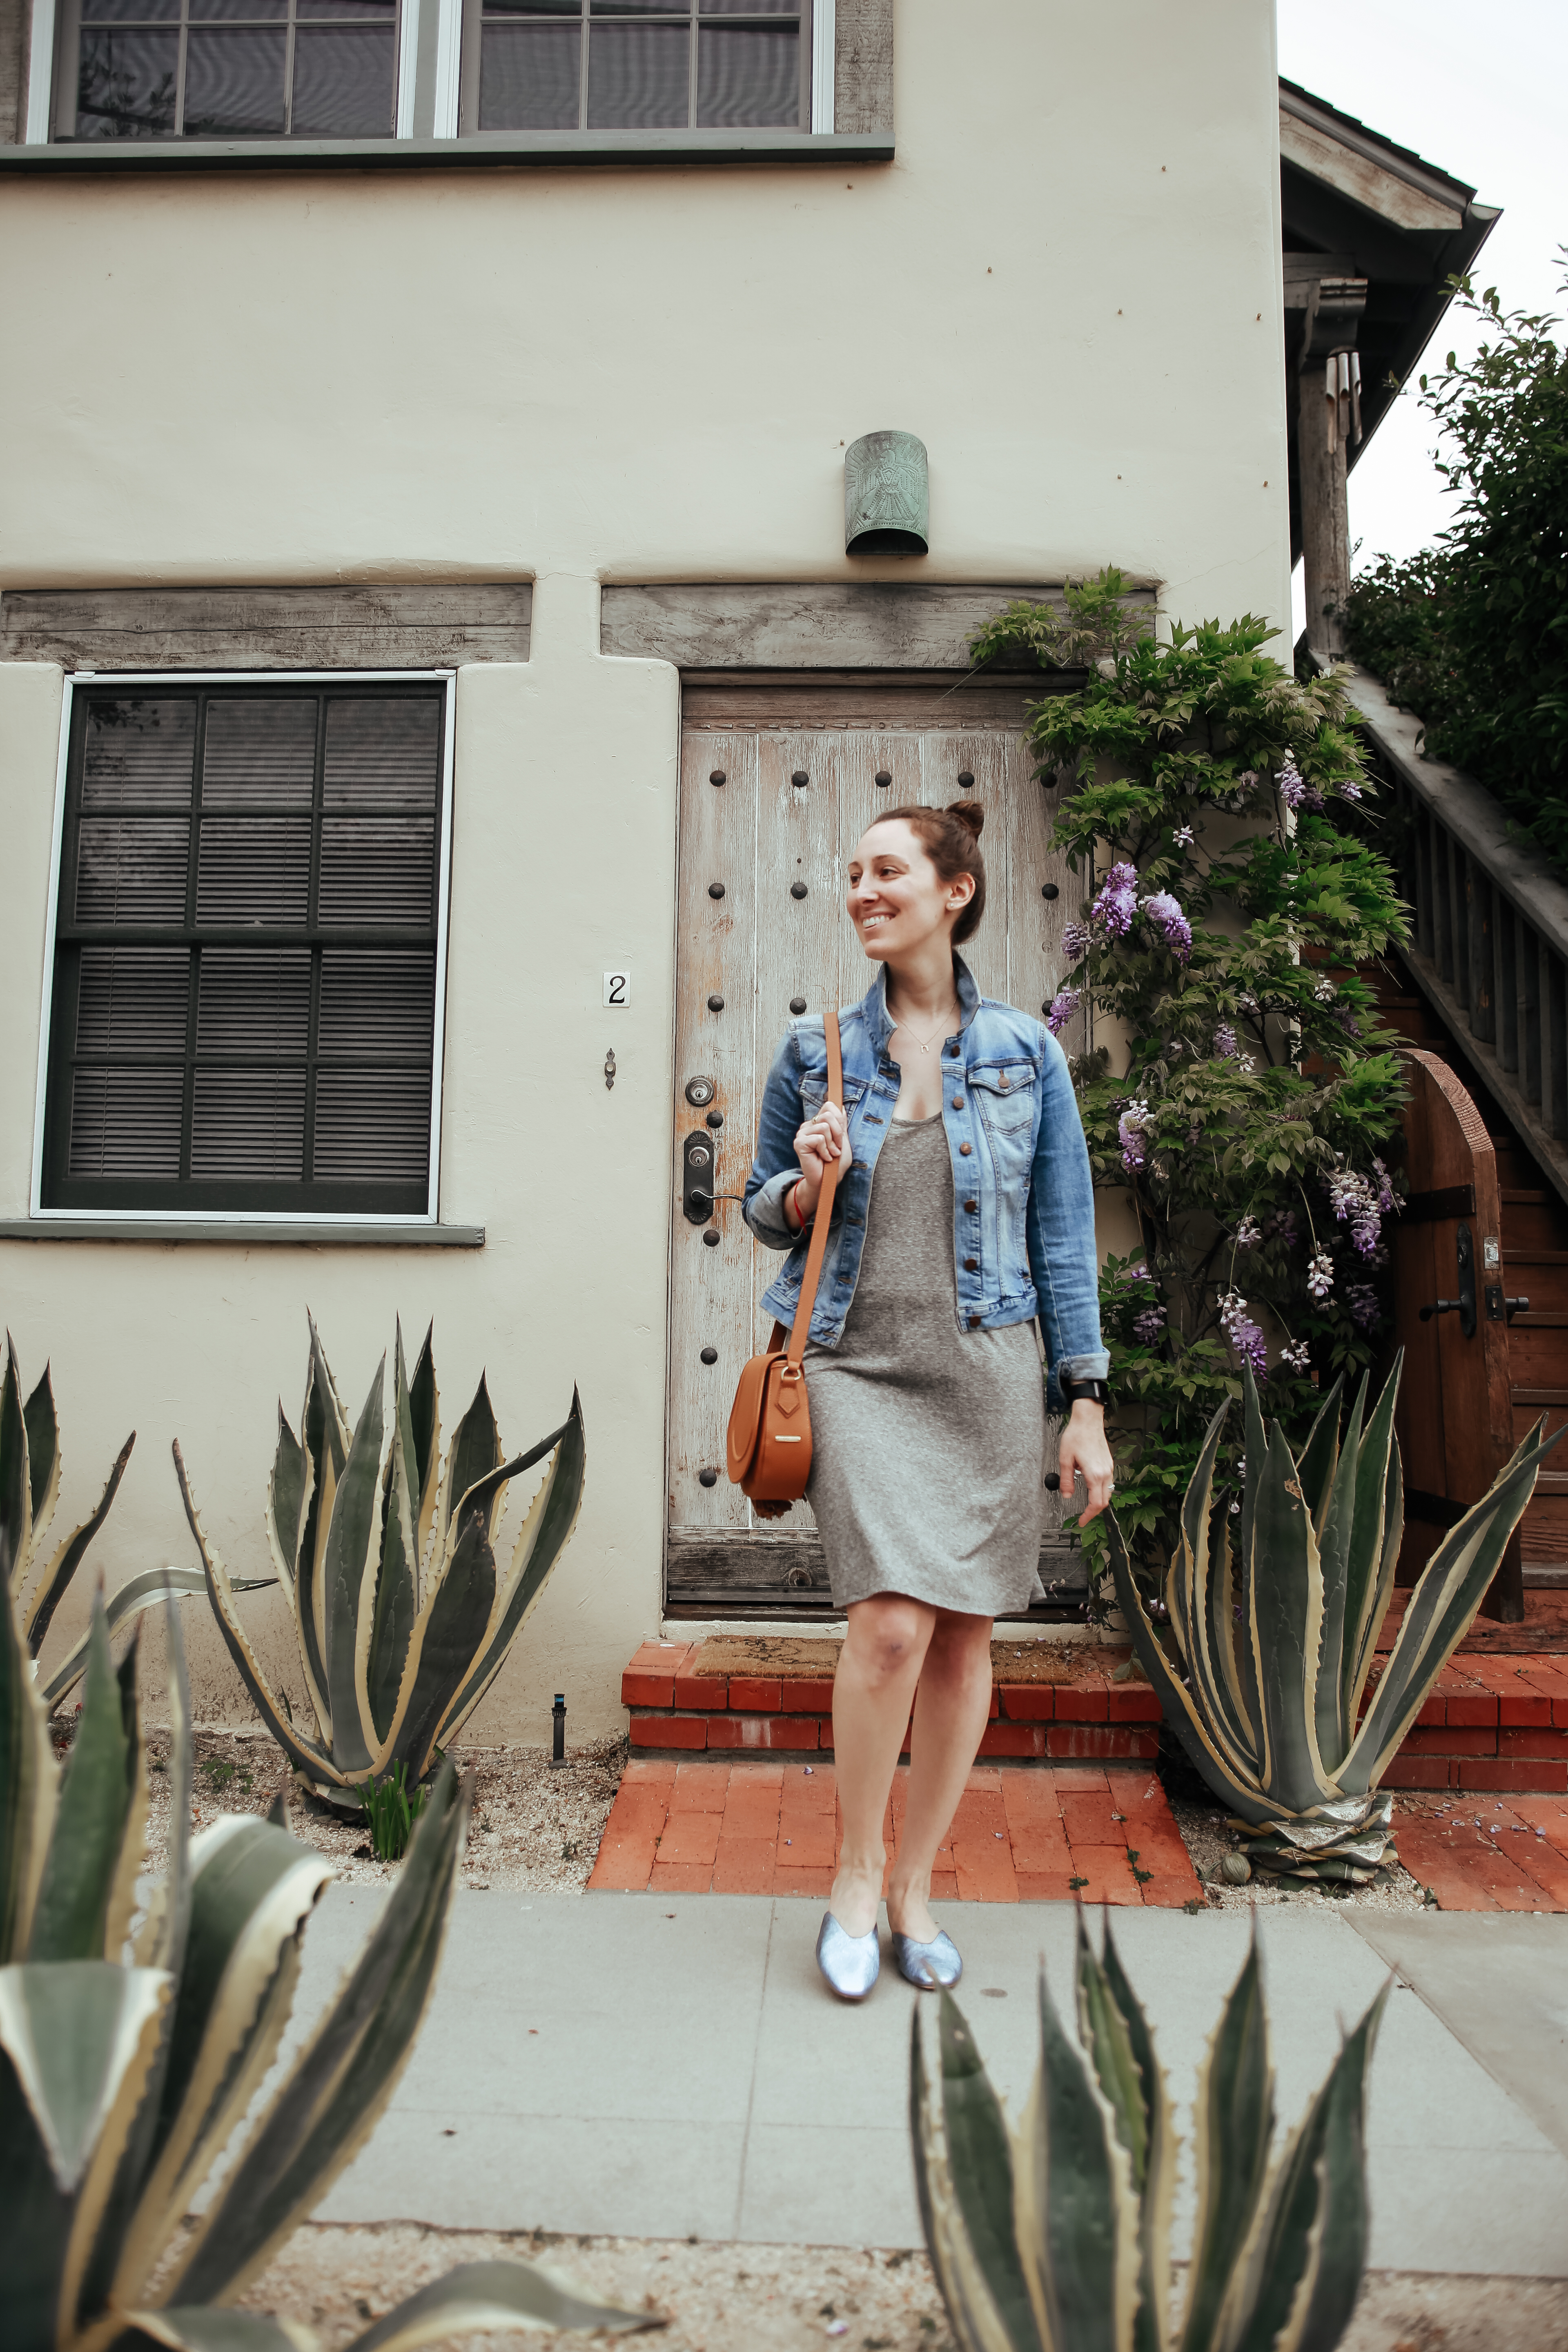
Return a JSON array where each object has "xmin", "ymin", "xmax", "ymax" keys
[
  {"xmin": 587, "ymin": 1758, "xmax": 1204, "ymax": 1907},
  {"xmin": 1396, "ymin": 1796, "xmax": 1568, "ymax": 1911}
]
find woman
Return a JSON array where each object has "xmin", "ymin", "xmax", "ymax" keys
[{"xmin": 743, "ymin": 800, "xmax": 1114, "ymax": 2000}]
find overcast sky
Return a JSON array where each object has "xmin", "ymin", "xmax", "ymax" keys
[{"xmin": 1275, "ymin": 0, "xmax": 1565, "ymax": 636}]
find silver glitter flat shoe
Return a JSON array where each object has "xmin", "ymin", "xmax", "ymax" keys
[
  {"xmin": 815, "ymin": 1911, "xmax": 880, "ymax": 2001},
  {"xmin": 891, "ymin": 1929, "xmax": 962, "ymax": 1990}
]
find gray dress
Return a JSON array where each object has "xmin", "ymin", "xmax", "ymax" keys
[{"xmin": 804, "ymin": 1113, "xmax": 1047, "ymax": 1615}]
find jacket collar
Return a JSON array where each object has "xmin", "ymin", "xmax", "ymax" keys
[{"xmin": 859, "ymin": 952, "xmax": 981, "ymax": 1056}]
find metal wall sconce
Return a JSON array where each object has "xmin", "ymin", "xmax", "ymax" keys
[{"xmin": 844, "ymin": 430, "xmax": 929, "ymax": 557}]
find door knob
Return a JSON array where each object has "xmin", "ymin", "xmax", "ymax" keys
[{"xmin": 1419, "ymin": 1221, "xmax": 1477, "ymax": 1337}]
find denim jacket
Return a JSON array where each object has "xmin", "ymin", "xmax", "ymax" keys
[{"xmin": 742, "ymin": 955, "xmax": 1109, "ymax": 1409}]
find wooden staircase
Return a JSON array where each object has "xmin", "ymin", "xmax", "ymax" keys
[{"xmin": 1368, "ymin": 949, "xmax": 1568, "ymax": 1585}]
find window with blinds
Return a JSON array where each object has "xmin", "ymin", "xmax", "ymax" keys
[
  {"xmin": 41, "ymin": 680, "xmax": 449, "ymax": 1216},
  {"xmin": 53, "ymin": 0, "xmax": 400, "ymax": 142},
  {"xmin": 459, "ymin": 0, "xmax": 806, "ymax": 134}
]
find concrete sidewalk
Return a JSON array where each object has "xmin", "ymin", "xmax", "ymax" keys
[{"xmin": 292, "ymin": 1889, "xmax": 1568, "ymax": 2278}]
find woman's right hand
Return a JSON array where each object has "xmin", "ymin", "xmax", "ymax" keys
[{"xmin": 789, "ymin": 1102, "xmax": 851, "ymax": 1226}]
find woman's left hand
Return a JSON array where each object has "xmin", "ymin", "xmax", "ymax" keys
[{"xmin": 1059, "ymin": 1401, "xmax": 1115, "ymax": 1524}]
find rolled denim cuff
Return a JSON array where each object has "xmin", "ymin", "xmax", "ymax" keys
[
  {"xmin": 1057, "ymin": 1351, "xmax": 1111, "ymax": 1385},
  {"xmin": 744, "ymin": 1167, "xmax": 803, "ymax": 1250}
]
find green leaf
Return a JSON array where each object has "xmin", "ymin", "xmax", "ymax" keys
[
  {"xmin": 37, "ymin": 1564, "xmax": 277, "ymax": 1716},
  {"xmin": 367, "ymin": 1329, "xmax": 419, "ymax": 1746},
  {"xmin": 0, "ymin": 1567, "xmax": 54, "ymax": 1965},
  {"xmin": 1245, "ymin": 1414, "xmax": 1335, "ymax": 1813},
  {"xmin": 118, "ymin": 2313, "xmax": 319, "ymax": 2352},
  {"xmin": 267, "ymin": 1404, "xmax": 307, "ymax": 1594},
  {"xmin": 440, "ymin": 1373, "xmax": 503, "ymax": 1540},
  {"xmin": 0, "ymin": 1960, "xmax": 169, "ymax": 2194},
  {"xmin": 1178, "ymin": 1927, "xmax": 1273, "ymax": 2352},
  {"xmin": 29, "ymin": 1595, "xmax": 142, "ymax": 1963},
  {"xmin": 388, "ymin": 1491, "xmax": 499, "ymax": 1785},
  {"xmin": 293, "ymin": 1317, "xmax": 349, "ymax": 1742},
  {"xmin": 1016, "ymin": 1962, "xmax": 1137, "ymax": 2352},
  {"xmin": 1340, "ymin": 1363, "xmax": 1403, "ymax": 1738},
  {"xmin": 935, "ymin": 1993, "xmax": 1045, "ymax": 2352},
  {"xmin": 169, "ymin": 1760, "xmax": 467, "ymax": 2307},
  {"xmin": 341, "ymin": 2256, "xmax": 664, "ymax": 2352},
  {"xmin": 0, "ymin": 1334, "xmax": 32, "ymax": 1593},
  {"xmin": 321, "ymin": 1357, "xmax": 387, "ymax": 1777},
  {"xmin": 1295, "ymin": 1375, "xmax": 1345, "ymax": 1539},
  {"xmin": 22, "ymin": 1366, "xmax": 58, "ymax": 1541},
  {"xmin": 24, "ymin": 1430, "xmax": 137, "ymax": 1657},
  {"xmin": 406, "ymin": 1320, "xmax": 441, "ymax": 1570},
  {"xmin": 1310, "ymin": 1374, "xmax": 1368, "ymax": 1777},
  {"xmin": 1098, "ymin": 1921, "xmax": 1174, "ymax": 2352}
]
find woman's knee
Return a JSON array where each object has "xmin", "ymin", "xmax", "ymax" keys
[
  {"xmin": 844, "ymin": 1597, "xmax": 932, "ymax": 1688},
  {"xmin": 924, "ymin": 1611, "xmax": 993, "ymax": 1680}
]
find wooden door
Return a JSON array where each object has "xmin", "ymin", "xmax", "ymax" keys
[
  {"xmin": 1391, "ymin": 1051, "xmax": 1522, "ymax": 1619},
  {"xmin": 666, "ymin": 679, "xmax": 1084, "ymax": 1619}
]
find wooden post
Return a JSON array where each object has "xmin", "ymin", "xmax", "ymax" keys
[{"xmin": 1298, "ymin": 361, "xmax": 1350, "ymax": 659}]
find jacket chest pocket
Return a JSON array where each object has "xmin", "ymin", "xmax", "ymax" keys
[
  {"xmin": 970, "ymin": 1065, "xmax": 1036, "ymax": 1138},
  {"xmin": 800, "ymin": 1074, "xmax": 868, "ymax": 1118}
]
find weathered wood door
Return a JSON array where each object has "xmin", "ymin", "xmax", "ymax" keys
[
  {"xmin": 1391, "ymin": 1051, "xmax": 1522, "ymax": 1619},
  {"xmin": 666, "ymin": 679, "xmax": 1084, "ymax": 1619}
]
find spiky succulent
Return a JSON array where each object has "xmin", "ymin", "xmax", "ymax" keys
[
  {"xmin": 0, "ymin": 1579, "xmax": 655, "ymax": 2352},
  {"xmin": 174, "ymin": 1316, "xmax": 585, "ymax": 1804},
  {"xmin": 911, "ymin": 1913, "xmax": 1387, "ymax": 2352},
  {"xmin": 1108, "ymin": 1355, "xmax": 1562, "ymax": 1880}
]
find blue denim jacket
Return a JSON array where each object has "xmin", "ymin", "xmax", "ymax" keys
[{"xmin": 742, "ymin": 955, "xmax": 1109, "ymax": 1409}]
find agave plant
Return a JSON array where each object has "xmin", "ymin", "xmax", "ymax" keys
[
  {"xmin": 174, "ymin": 1316, "xmax": 586, "ymax": 1805},
  {"xmin": 912, "ymin": 1913, "xmax": 1388, "ymax": 2352},
  {"xmin": 1107, "ymin": 1354, "xmax": 1563, "ymax": 1882},
  {"xmin": 0, "ymin": 1577, "xmax": 655, "ymax": 2352}
]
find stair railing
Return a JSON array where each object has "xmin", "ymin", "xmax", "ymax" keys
[{"xmin": 1342, "ymin": 662, "xmax": 1568, "ymax": 1211}]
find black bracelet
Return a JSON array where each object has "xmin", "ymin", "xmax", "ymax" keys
[{"xmin": 1060, "ymin": 1375, "xmax": 1110, "ymax": 1408}]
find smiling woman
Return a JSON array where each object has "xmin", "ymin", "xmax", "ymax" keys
[{"xmin": 742, "ymin": 796, "xmax": 1110, "ymax": 2005}]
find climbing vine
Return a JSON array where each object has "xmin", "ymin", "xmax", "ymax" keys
[{"xmin": 971, "ymin": 573, "xmax": 1412, "ymax": 1601}]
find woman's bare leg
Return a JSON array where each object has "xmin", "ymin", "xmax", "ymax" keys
[
  {"xmin": 829, "ymin": 1594, "xmax": 936, "ymax": 1936},
  {"xmin": 886, "ymin": 1610, "xmax": 994, "ymax": 1943}
]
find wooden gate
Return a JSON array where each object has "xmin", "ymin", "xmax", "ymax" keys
[
  {"xmin": 666, "ymin": 678, "xmax": 1083, "ymax": 1619},
  {"xmin": 1390, "ymin": 1051, "xmax": 1522, "ymax": 1619}
]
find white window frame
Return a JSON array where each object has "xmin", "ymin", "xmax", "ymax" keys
[
  {"xmin": 27, "ymin": 0, "xmax": 825, "ymax": 143},
  {"xmin": 30, "ymin": 666, "xmax": 457, "ymax": 1227}
]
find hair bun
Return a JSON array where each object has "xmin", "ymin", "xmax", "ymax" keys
[{"xmin": 947, "ymin": 799, "xmax": 985, "ymax": 839}]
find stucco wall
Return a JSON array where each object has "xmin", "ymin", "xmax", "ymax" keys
[{"xmin": 0, "ymin": 0, "xmax": 1288, "ymax": 1739}]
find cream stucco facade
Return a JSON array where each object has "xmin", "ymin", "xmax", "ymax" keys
[{"xmin": 0, "ymin": 0, "xmax": 1291, "ymax": 1739}]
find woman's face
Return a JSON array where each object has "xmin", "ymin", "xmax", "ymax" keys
[{"xmin": 845, "ymin": 819, "xmax": 972, "ymax": 964}]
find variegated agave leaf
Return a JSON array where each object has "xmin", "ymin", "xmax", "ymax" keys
[
  {"xmin": 29, "ymin": 1595, "xmax": 148, "ymax": 1966},
  {"xmin": 332, "ymin": 2256, "xmax": 661, "ymax": 2352},
  {"xmin": 910, "ymin": 1996, "xmax": 1041, "ymax": 2352},
  {"xmin": 38, "ymin": 1566, "xmax": 278, "ymax": 1718},
  {"xmin": 1245, "ymin": 1402, "xmax": 1337, "ymax": 1816},
  {"xmin": 320, "ymin": 1359, "xmax": 388, "ymax": 1780},
  {"xmin": 173, "ymin": 1441, "xmax": 347, "ymax": 1792},
  {"xmin": 434, "ymin": 1374, "xmax": 506, "ymax": 1556},
  {"xmin": 1309, "ymin": 1372, "xmax": 1370, "ymax": 1777},
  {"xmin": 363, "ymin": 1325, "xmax": 421, "ymax": 1748},
  {"xmin": 405, "ymin": 1321, "xmax": 441, "ymax": 1581},
  {"xmin": 116, "ymin": 2315, "xmax": 319, "ymax": 2352},
  {"xmin": 0, "ymin": 1331, "xmax": 35, "ymax": 1593},
  {"xmin": 1168, "ymin": 1403, "xmax": 1257, "ymax": 1789},
  {"xmin": 290, "ymin": 1316, "xmax": 352, "ymax": 1748},
  {"xmin": 1339, "ymin": 1415, "xmax": 1565, "ymax": 1796},
  {"xmin": 1076, "ymin": 1917, "xmax": 1174, "ymax": 2352},
  {"xmin": 1177, "ymin": 1924, "xmax": 1273, "ymax": 2352},
  {"xmin": 0, "ymin": 1332, "xmax": 136, "ymax": 1667},
  {"xmin": 1211, "ymin": 1981, "xmax": 1388, "ymax": 2352},
  {"xmin": 167, "ymin": 1760, "xmax": 468, "ymax": 2308},
  {"xmin": 1015, "ymin": 1965, "xmax": 1140, "ymax": 2352},
  {"xmin": 24, "ymin": 1434, "xmax": 138, "ymax": 1662},
  {"xmin": 0, "ymin": 1563, "xmax": 56, "ymax": 1965}
]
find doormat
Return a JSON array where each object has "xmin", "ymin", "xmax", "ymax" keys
[{"xmin": 686, "ymin": 1637, "xmax": 1147, "ymax": 1685}]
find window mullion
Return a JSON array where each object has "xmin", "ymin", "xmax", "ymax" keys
[
  {"xmin": 174, "ymin": 0, "xmax": 190, "ymax": 137},
  {"xmin": 179, "ymin": 694, "xmax": 207, "ymax": 1180},
  {"xmin": 578, "ymin": 2, "xmax": 588, "ymax": 134},
  {"xmin": 284, "ymin": 0, "xmax": 298, "ymax": 137}
]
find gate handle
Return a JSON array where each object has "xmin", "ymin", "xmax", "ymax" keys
[{"xmin": 1419, "ymin": 1299, "xmax": 1460, "ymax": 1323}]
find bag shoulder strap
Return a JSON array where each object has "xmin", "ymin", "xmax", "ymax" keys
[{"xmin": 784, "ymin": 1007, "xmax": 844, "ymax": 1370}]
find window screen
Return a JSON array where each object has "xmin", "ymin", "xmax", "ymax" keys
[
  {"xmin": 55, "ymin": 0, "xmax": 399, "ymax": 142},
  {"xmin": 41, "ymin": 682, "xmax": 447, "ymax": 1215},
  {"xmin": 463, "ymin": 0, "xmax": 804, "ymax": 134}
]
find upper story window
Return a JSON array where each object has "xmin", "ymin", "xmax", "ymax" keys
[
  {"xmin": 40, "ymin": 0, "xmax": 820, "ymax": 139},
  {"xmin": 54, "ymin": 0, "xmax": 401, "ymax": 141},
  {"xmin": 38, "ymin": 677, "xmax": 452, "ymax": 1218},
  {"xmin": 459, "ymin": 1, "xmax": 806, "ymax": 135}
]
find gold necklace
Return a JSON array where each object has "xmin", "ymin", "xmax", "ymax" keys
[{"xmin": 891, "ymin": 998, "xmax": 960, "ymax": 1056}]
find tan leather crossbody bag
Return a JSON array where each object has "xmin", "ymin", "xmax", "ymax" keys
[{"xmin": 725, "ymin": 1008, "xmax": 844, "ymax": 1519}]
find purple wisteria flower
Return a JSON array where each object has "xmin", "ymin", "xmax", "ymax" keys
[
  {"xmin": 1346, "ymin": 1283, "xmax": 1380, "ymax": 1330},
  {"xmin": 1213, "ymin": 1022, "xmax": 1239, "ymax": 1058},
  {"xmin": 1325, "ymin": 1156, "xmax": 1395, "ymax": 1258},
  {"xmin": 1218, "ymin": 1288, "xmax": 1267, "ymax": 1376},
  {"xmin": 1339, "ymin": 776, "xmax": 1363, "ymax": 802},
  {"xmin": 1277, "ymin": 757, "xmax": 1325, "ymax": 814},
  {"xmin": 1278, "ymin": 1339, "xmax": 1312, "ymax": 1373},
  {"xmin": 1140, "ymin": 890, "xmax": 1192, "ymax": 962},
  {"xmin": 1238, "ymin": 770, "xmax": 1258, "ymax": 789},
  {"xmin": 1046, "ymin": 988, "xmax": 1081, "ymax": 1036},
  {"xmin": 1091, "ymin": 861, "xmax": 1140, "ymax": 939},
  {"xmin": 1062, "ymin": 920, "xmax": 1092, "ymax": 962},
  {"xmin": 1234, "ymin": 1214, "xmax": 1262, "ymax": 1250},
  {"xmin": 1307, "ymin": 1250, "xmax": 1334, "ymax": 1302},
  {"xmin": 1133, "ymin": 1306, "xmax": 1167, "ymax": 1344},
  {"xmin": 1265, "ymin": 1208, "xmax": 1299, "ymax": 1249},
  {"xmin": 1118, "ymin": 1098, "xmax": 1152, "ymax": 1173},
  {"xmin": 1335, "ymin": 1006, "xmax": 1362, "ymax": 1039},
  {"xmin": 1173, "ymin": 823, "xmax": 1194, "ymax": 848}
]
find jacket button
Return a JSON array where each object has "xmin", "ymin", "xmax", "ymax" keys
[
  {"xmin": 999, "ymin": 1076, "xmax": 1011, "ymax": 1091},
  {"xmin": 964, "ymin": 1257, "xmax": 978, "ymax": 1272},
  {"xmin": 964, "ymin": 1198, "xmax": 977, "ymax": 1212},
  {"xmin": 951, "ymin": 1096, "xmax": 964, "ymax": 1109},
  {"xmin": 968, "ymin": 1314, "xmax": 982, "ymax": 1329},
  {"xmin": 959, "ymin": 1142, "xmax": 972, "ymax": 1156}
]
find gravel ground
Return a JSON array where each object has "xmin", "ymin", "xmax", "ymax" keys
[
  {"xmin": 235, "ymin": 2227, "xmax": 1568, "ymax": 2352},
  {"xmin": 133, "ymin": 1726, "xmax": 628, "ymax": 1892},
  {"xmin": 1167, "ymin": 1791, "xmax": 1430, "ymax": 1914}
]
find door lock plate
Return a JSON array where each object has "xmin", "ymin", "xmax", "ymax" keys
[{"xmin": 682, "ymin": 1133, "xmax": 716, "ymax": 1223}]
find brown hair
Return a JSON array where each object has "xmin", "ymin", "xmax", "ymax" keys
[{"xmin": 865, "ymin": 800, "xmax": 987, "ymax": 943}]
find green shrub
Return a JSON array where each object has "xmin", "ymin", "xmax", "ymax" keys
[{"xmin": 1342, "ymin": 264, "xmax": 1568, "ymax": 866}]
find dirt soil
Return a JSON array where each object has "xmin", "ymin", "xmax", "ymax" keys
[
  {"xmin": 236, "ymin": 2227, "xmax": 1568, "ymax": 2352},
  {"xmin": 136, "ymin": 1727, "xmax": 628, "ymax": 1893}
]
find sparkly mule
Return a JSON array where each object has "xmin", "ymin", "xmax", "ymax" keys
[
  {"xmin": 815, "ymin": 1911, "xmax": 880, "ymax": 2000},
  {"xmin": 890, "ymin": 1928, "xmax": 963, "ymax": 1990}
]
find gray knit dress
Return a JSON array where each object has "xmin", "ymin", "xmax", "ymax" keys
[{"xmin": 804, "ymin": 1113, "xmax": 1047, "ymax": 1615}]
